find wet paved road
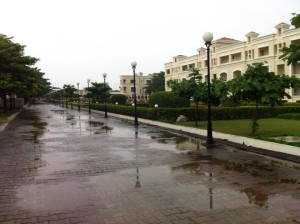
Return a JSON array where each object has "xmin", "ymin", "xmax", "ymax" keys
[{"xmin": 0, "ymin": 102, "xmax": 300, "ymax": 224}]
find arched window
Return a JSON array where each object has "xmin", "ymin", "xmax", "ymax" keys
[
  {"xmin": 233, "ymin": 70, "xmax": 242, "ymax": 78},
  {"xmin": 220, "ymin": 72, "xmax": 227, "ymax": 81}
]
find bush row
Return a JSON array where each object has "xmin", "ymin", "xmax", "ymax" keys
[
  {"xmin": 277, "ymin": 113, "xmax": 300, "ymax": 120},
  {"xmin": 89, "ymin": 103, "xmax": 300, "ymax": 121}
]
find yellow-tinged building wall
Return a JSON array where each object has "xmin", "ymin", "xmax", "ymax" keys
[
  {"xmin": 119, "ymin": 73, "xmax": 152, "ymax": 101},
  {"xmin": 165, "ymin": 23, "xmax": 300, "ymax": 102}
]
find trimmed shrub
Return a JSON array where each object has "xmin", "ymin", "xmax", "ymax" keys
[
  {"xmin": 277, "ymin": 113, "xmax": 300, "ymax": 120},
  {"xmin": 109, "ymin": 94, "xmax": 127, "ymax": 104},
  {"xmin": 89, "ymin": 102, "xmax": 300, "ymax": 122},
  {"xmin": 148, "ymin": 91, "xmax": 190, "ymax": 108}
]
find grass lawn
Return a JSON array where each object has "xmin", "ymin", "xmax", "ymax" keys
[
  {"xmin": 177, "ymin": 118, "xmax": 300, "ymax": 147},
  {"xmin": 0, "ymin": 112, "xmax": 14, "ymax": 125}
]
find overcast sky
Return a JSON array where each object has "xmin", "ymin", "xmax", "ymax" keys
[{"xmin": 1, "ymin": 0, "xmax": 300, "ymax": 90}]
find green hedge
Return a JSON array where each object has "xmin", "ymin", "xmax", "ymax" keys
[
  {"xmin": 109, "ymin": 94, "xmax": 127, "ymax": 104},
  {"xmin": 277, "ymin": 113, "xmax": 300, "ymax": 120},
  {"xmin": 148, "ymin": 92, "xmax": 190, "ymax": 108},
  {"xmin": 89, "ymin": 103, "xmax": 300, "ymax": 122}
]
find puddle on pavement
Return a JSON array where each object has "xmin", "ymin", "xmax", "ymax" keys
[
  {"xmin": 241, "ymin": 188, "xmax": 269, "ymax": 208},
  {"xmin": 88, "ymin": 120, "xmax": 104, "ymax": 126},
  {"xmin": 84, "ymin": 166, "xmax": 274, "ymax": 211},
  {"xmin": 66, "ymin": 115, "xmax": 74, "ymax": 120},
  {"xmin": 148, "ymin": 130, "xmax": 188, "ymax": 144},
  {"xmin": 101, "ymin": 126, "xmax": 113, "ymax": 131},
  {"xmin": 21, "ymin": 119, "xmax": 47, "ymax": 143},
  {"xmin": 51, "ymin": 109, "xmax": 67, "ymax": 114},
  {"xmin": 16, "ymin": 181, "xmax": 101, "ymax": 211},
  {"xmin": 39, "ymin": 152, "xmax": 77, "ymax": 175},
  {"xmin": 18, "ymin": 104, "xmax": 300, "ymax": 214}
]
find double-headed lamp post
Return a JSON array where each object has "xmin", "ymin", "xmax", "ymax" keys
[
  {"xmin": 203, "ymin": 32, "xmax": 214, "ymax": 145},
  {"xmin": 131, "ymin": 61, "xmax": 138, "ymax": 126},
  {"xmin": 77, "ymin": 82, "xmax": 80, "ymax": 112},
  {"xmin": 102, "ymin": 73, "xmax": 108, "ymax": 118},
  {"xmin": 87, "ymin": 78, "xmax": 91, "ymax": 114}
]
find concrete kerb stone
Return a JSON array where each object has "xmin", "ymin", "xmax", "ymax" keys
[{"xmin": 88, "ymin": 108, "xmax": 300, "ymax": 159}]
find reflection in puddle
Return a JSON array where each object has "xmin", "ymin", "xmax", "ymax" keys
[
  {"xmin": 40, "ymin": 152, "xmax": 77, "ymax": 175},
  {"xmin": 88, "ymin": 120, "xmax": 104, "ymax": 126},
  {"xmin": 16, "ymin": 181, "xmax": 99, "ymax": 211},
  {"xmin": 241, "ymin": 188, "xmax": 269, "ymax": 208},
  {"xmin": 101, "ymin": 126, "xmax": 113, "ymax": 131},
  {"xmin": 21, "ymin": 120, "xmax": 48, "ymax": 143},
  {"xmin": 172, "ymin": 162, "xmax": 203, "ymax": 175},
  {"xmin": 149, "ymin": 130, "xmax": 188, "ymax": 144},
  {"xmin": 279, "ymin": 178, "xmax": 298, "ymax": 184},
  {"xmin": 66, "ymin": 115, "xmax": 74, "ymax": 120}
]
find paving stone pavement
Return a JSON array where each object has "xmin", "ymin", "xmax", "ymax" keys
[{"xmin": 0, "ymin": 102, "xmax": 300, "ymax": 224}]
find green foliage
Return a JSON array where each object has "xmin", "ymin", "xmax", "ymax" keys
[
  {"xmin": 291, "ymin": 13, "xmax": 300, "ymax": 28},
  {"xmin": 86, "ymin": 82, "xmax": 111, "ymax": 103},
  {"xmin": 88, "ymin": 101, "xmax": 300, "ymax": 123},
  {"xmin": 0, "ymin": 111, "xmax": 14, "ymax": 123},
  {"xmin": 0, "ymin": 34, "xmax": 51, "ymax": 99},
  {"xmin": 145, "ymin": 71, "xmax": 165, "ymax": 94},
  {"xmin": 280, "ymin": 43, "xmax": 300, "ymax": 66},
  {"xmin": 0, "ymin": 33, "xmax": 51, "ymax": 112},
  {"xmin": 211, "ymin": 79, "xmax": 229, "ymax": 106},
  {"xmin": 277, "ymin": 113, "xmax": 300, "ymax": 120},
  {"xmin": 227, "ymin": 62, "xmax": 300, "ymax": 133},
  {"xmin": 109, "ymin": 94, "xmax": 127, "ymax": 104},
  {"xmin": 279, "ymin": 13, "xmax": 300, "ymax": 66},
  {"xmin": 63, "ymin": 84, "xmax": 76, "ymax": 98},
  {"xmin": 251, "ymin": 118, "xmax": 259, "ymax": 135},
  {"xmin": 148, "ymin": 91, "xmax": 190, "ymax": 108},
  {"xmin": 168, "ymin": 68, "xmax": 230, "ymax": 107},
  {"xmin": 167, "ymin": 68, "xmax": 205, "ymax": 101}
]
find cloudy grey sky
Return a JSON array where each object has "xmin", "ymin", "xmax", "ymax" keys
[{"xmin": 1, "ymin": 0, "xmax": 300, "ymax": 90}]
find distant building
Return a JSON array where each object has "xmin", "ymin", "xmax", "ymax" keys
[
  {"xmin": 164, "ymin": 22, "xmax": 300, "ymax": 102},
  {"xmin": 74, "ymin": 89, "xmax": 88, "ymax": 96},
  {"xmin": 119, "ymin": 72, "xmax": 152, "ymax": 101}
]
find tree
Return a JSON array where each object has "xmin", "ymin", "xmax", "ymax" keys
[
  {"xmin": 148, "ymin": 91, "xmax": 190, "ymax": 108},
  {"xmin": 63, "ymin": 84, "xmax": 76, "ymax": 108},
  {"xmin": 167, "ymin": 68, "xmax": 206, "ymax": 126},
  {"xmin": 109, "ymin": 94, "xmax": 127, "ymax": 104},
  {"xmin": 279, "ymin": 13, "xmax": 300, "ymax": 65},
  {"xmin": 86, "ymin": 82, "xmax": 111, "ymax": 103},
  {"xmin": 0, "ymin": 34, "xmax": 51, "ymax": 112},
  {"xmin": 211, "ymin": 79, "xmax": 229, "ymax": 106},
  {"xmin": 186, "ymin": 68, "xmax": 206, "ymax": 126},
  {"xmin": 228, "ymin": 62, "xmax": 300, "ymax": 134},
  {"xmin": 145, "ymin": 71, "xmax": 165, "ymax": 94},
  {"xmin": 291, "ymin": 13, "xmax": 300, "ymax": 28}
]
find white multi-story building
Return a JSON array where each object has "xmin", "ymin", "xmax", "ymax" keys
[
  {"xmin": 165, "ymin": 22, "xmax": 300, "ymax": 102},
  {"xmin": 119, "ymin": 72, "xmax": 152, "ymax": 101}
]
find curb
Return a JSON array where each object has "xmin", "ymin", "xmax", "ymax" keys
[{"xmin": 0, "ymin": 106, "xmax": 26, "ymax": 132}]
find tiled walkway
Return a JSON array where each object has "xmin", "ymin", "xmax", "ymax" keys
[{"xmin": 0, "ymin": 102, "xmax": 300, "ymax": 224}]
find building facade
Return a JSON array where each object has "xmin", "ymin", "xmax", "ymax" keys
[
  {"xmin": 165, "ymin": 22, "xmax": 300, "ymax": 102},
  {"xmin": 119, "ymin": 72, "xmax": 152, "ymax": 101}
]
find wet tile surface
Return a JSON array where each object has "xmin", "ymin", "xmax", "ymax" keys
[{"xmin": 0, "ymin": 102, "xmax": 300, "ymax": 223}]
